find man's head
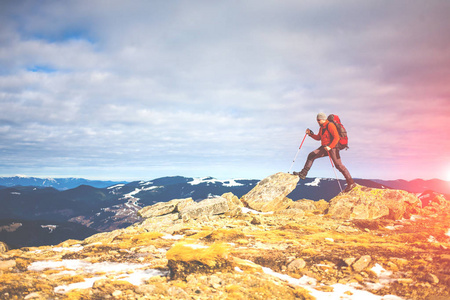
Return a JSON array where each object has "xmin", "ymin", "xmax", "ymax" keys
[{"xmin": 317, "ymin": 113, "xmax": 327, "ymax": 125}]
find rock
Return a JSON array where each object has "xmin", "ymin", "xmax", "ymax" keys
[
  {"xmin": 208, "ymin": 274, "xmax": 222, "ymax": 289},
  {"xmin": 396, "ymin": 278, "xmax": 414, "ymax": 285},
  {"xmin": 0, "ymin": 260, "xmax": 16, "ymax": 270},
  {"xmin": 83, "ymin": 228, "xmax": 127, "ymax": 245},
  {"xmin": 139, "ymin": 213, "xmax": 180, "ymax": 233},
  {"xmin": 138, "ymin": 198, "xmax": 195, "ymax": 218},
  {"xmin": 343, "ymin": 257, "xmax": 356, "ymax": 267},
  {"xmin": 222, "ymin": 192, "xmax": 243, "ymax": 208},
  {"xmin": 424, "ymin": 273, "xmax": 439, "ymax": 284},
  {"xmin": 250, "ymin": 216, "xmax": 262, "ymax": 225},
  {"xmin": 112, "ymin": 290, "xmax": 122, "ymax": 298},
  {"xmin": 232, "ymin": 257, "xmax": 264, "ymax": 273},
  {"xmin": 222, "ymin": 192, "xmax": 244, "ymax": 217},
  {"xmin": 179, "ymin": 197, "xmax": 229, "ymax": 221},
  {"xmin": 287, "ymin": 259, "xmax": 306, "ymax": 272},
  {"xmin": 327, "ymin": 185, "xmax": 422, "ymax": 220},
  {"xmin": 276, "ymin": 208, "xmax": 306, "ymax": 216},
  {"xmin": 168, "ymin": 286, "xmax": 190, "ymax": 299},
  {"xmin": 0, "ymin": 241, "xmax": 8, "ymax": 253},
  {"xmin": 352, "ymin": 255, "xmax": 372, "ymax": 272},
  {"xmin": 314, "ymin": 200, "xmax": 329, "ymax": 214},
  {"xmin": 24, "ymin": 292, "xmax": 46, "ymax": 300},
  {"xmin": 240, "ymin": 172, "xmax": 298, "ymax": 212},
  {"xmin": 290, "ymin": 199, "xmax": 317, "ymax": 211}
]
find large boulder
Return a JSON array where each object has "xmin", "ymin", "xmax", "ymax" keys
[
  {"xmin": 179, "ymin": 197, "xmax": 230, "ymax": 221},
  {"xmin": 139, "ymin": 213, "xmax": 182, "ymax": 233},
  {"xmin": 221, "ymin": 192, "xmax": 244, "ymax": 217},
  {"xmin": 240, "ymin": 172, "xmax": 299, "ymax": 212},
  {"xmin": 138, "ymin": 198, "xmax": 195, "ymax": 218},
  {"xmin": 327, "ymin": 185, "xmax": 422, "ymax": 220}
]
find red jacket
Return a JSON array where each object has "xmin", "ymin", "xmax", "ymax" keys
[{"xmin": 310, "ymin": 120, "xmax": 340, "ymax": 148}]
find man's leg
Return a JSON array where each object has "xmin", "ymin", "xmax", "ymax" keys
[
  {"xmin": 294, "ymin": 147, "xmax": 327, "ymax": 179},
  {"xmin": 328, "ymin": 148, "xmax": 356, "ymax": 192}
]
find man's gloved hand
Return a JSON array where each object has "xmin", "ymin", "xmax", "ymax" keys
[
  {"xmin": 324, "ymin": 146, "xmax": 331, "ymax": 151},
  {"xmin": 306, "ymin": 128, "xmax": 313, "ymax": 135}
]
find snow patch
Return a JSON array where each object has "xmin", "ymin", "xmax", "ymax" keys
[
  {"xmin": 446, "ymin": 229, "xmax": 450, "ymax": 237},
  {"xmin": 262, "ymin": 265, "xmax": 403, "ymax": 300},
  {"xmin": 188, "ymin": 177, "xmax": 244, "ymax": 187},
  {"xmin": 428, "ymin": 235, "xmax": 438, "ymax": 243},
  {"xmin": 28, "ymin": 259, "xmax": 168, "ymax": 293},
  {"xmin": 107, "ymin": 184, "xmax": 125, "ymax": 189},
  {"xmin": 305, "ymin": 178, "xmax": 321, "ymax": 187},
  {"xmin": 223, "ymin": 179, "xmax": 244, "ymax": 187},
  {"xmin": 41, "ymin": 225, "xmax": 58, "ymax": 233},
  {"xmin": 139, "ymin": 181, "xmax": 154, "ymax": 186},
  {"xmin": 122, "ymin": 186, "xmax": 161, "ymax": 199}
]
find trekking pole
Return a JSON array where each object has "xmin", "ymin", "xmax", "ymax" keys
[
  {"xmin": 326, "ymin": 150, "xmax": 343, "ymax": 192},
  {"xmin": 288, "ymin": 133, "xmax": 308, "ymax": 173}
]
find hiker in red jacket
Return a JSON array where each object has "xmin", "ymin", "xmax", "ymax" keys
[{"xmin": 294, "ymin": 113, "xmax": 356, "ymax": 192}]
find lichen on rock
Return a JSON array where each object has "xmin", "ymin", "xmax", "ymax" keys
[{"xmin": 327, "ymin": 184, "xmax": 422, "ymax": 220}]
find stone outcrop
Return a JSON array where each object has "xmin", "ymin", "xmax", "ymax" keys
[
  {"xmin": 288, "ymin": 199, "xmax": 329, "ymax": 214},
  {"xmin": 419, "ymin": 191, "xmax": 450, "ymax": 214},
  {"xmin": 140, "ymin": 213, "xmax": 182, "ymax": 234},
  {"xmin": 221, "ymin": 192, "xmax": 244, "ymax": 217},
  {"xmin": 327, "ymin": 185, "xmax": 422, "ymax": 220},
  {"xmin": 132, "ymin": 195, "xmax": 236, "ymax": 233},
  {"xmin": 240, "ymin": 172, "xmax": 299, "ymax": 212},
  {"xmin": 138, "ymin": 198, "xmax": 195, "ymax": 218},
  {"xmin": 179, "ymin": 197, "xmax": 230, "ymax": 221}
]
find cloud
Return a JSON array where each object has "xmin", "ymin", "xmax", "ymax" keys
[{"xmin": 0, "ymin": 0, "xmax": 449, "ymax": 180}]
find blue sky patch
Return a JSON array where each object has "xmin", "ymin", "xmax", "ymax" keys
[{"xmin": 27, "ymin": 65, "xmax": 57, "ymax": 73}]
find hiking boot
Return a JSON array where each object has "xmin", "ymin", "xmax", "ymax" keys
[
  {"xmin": 293, "ymin": 170, "xmax": 307, "ymax": 180},
  {"xmin": 344, "ymin": 183, "xmax": 357, "ymax": 193}
]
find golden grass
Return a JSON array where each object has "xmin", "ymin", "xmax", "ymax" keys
[
  {"xmin": 113, "ymin": 231, "xmax": 164, "ymax": 248},
  {"xmin": 166, "ymin": 242, "xmax": 231, "ymax": 267}
]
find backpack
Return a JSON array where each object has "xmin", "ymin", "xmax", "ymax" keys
[{"xmin": 325, "ymin": 114, "xmax": 349, "ymax": 149}]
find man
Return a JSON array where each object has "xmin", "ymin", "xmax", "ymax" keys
[{"xmin": 293, "ymin": 112, "xmax": 356, "ymax": 193}]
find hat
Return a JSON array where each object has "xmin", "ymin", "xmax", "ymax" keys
[{"xmin": 317, "ymin": 112, "xmax": 327, "ymax": 120}]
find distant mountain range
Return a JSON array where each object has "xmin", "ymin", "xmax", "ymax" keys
[
  {"xmin": 372, "ymin": 178, "xmax": 450, "ymax": 195},
  {"xmin": 1, "ymin": 175, "xmax": 449, "ymax": 248},
  {"xmin": 0, "ymin": 175, "xmax": 126, "ymax": 190}
]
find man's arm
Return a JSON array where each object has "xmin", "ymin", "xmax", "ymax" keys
[{"xmin": 307, "ymin": 128, "xmax": 321, "ymax": 141}]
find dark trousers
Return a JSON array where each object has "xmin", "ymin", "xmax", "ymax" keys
[{"xmin": 302, "ymin": 146, "xmax": 354, "ymax": 184}]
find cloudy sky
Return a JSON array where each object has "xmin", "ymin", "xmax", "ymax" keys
[{"xmin": 1, "ymin": 0, "xmax": 450, "ymax": 181}]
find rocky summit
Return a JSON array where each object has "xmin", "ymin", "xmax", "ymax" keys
[{"xmin": 1, "ymin": 173, "xmax": 450, "ymax": 300}]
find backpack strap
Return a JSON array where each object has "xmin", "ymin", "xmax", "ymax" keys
[
  {"xmin": 322, "ymin": 121, "xmax": 340, "ymax": 148},
  {"xmin": 321, "ymin": 122, "xmax": 332, "ymax": 146}
]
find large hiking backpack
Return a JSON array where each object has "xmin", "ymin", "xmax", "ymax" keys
[{"xmin": 326, "ymin": 114, "xmax": 348, "ymax": 149}]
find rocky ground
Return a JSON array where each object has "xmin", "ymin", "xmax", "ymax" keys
[{"xmin": 0, "ymin": 172, "xmax": 449, "ymax": 300}]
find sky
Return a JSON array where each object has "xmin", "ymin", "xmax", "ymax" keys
[{"xmin": 1, "ymin": 0, "xmax": 450, "ymax": 182}]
